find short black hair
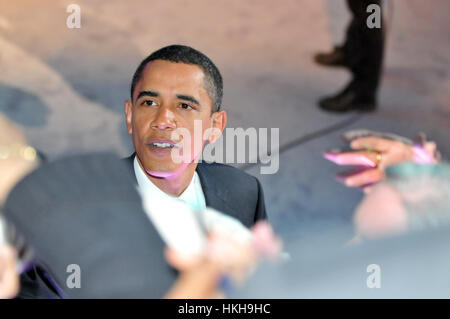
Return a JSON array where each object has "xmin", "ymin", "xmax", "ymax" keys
[{"xmin": 130, "ymin": 45, "xmax": 223, "ymax": 112}]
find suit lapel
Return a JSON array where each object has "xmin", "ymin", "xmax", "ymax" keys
[
  {"xmin": 125, "ymin": 153, "xmax": 137, "ymax": 183},
  {"xmin": 125, "ymin": 156, "xmax": 240, "ymax": 219},
  {"xmin": 196, "ymin": 163, "xmax": 241, "ymax": 219}
]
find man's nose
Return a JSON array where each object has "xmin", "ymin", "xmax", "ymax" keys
[{"xmin": 151, "ymin": 106, "xmax": 176, "ymax": 130}]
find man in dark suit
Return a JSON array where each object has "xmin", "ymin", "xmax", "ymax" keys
[
  {"xmin": 7, "ymin": 45, "xmax": 267, "ymax": 298},
  {"xmin": 5, "ymin": 152, "xmax": 262, "ymax": 298},
  {"xmin": 124, "ymin": 45, "xmax": 267, "ymax": 227}
]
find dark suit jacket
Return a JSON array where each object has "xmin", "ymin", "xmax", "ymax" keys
[
  {"xmin": 8, "ymin": 153, "xmax": 177, "ymax": 298},
  {"xmin": 126, "ymin": 154, "xmax": 268, "ymax": 228},
  {"xmin": 11, "ymin": 153, "xmax": 267, "ymax": 298}
]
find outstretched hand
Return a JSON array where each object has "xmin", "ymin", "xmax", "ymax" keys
[
  {"xmin": 0, "ymin": 244, "xmax": 19, "ymax": 299},
  {"xmin": 324, "ymin": 134, "xmax": 439, "ymax": 192},
  {"xmin": 164, "ymin": 221, "xmax": 282, "ymax": 299}
]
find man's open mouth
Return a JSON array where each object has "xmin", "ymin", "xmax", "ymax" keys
[
  {"xmin": 147, "ymin": 139, "xmax": 181, "ymax": 150},
  {"xmin": 150, "ymin": 142, "xmax": 175, "ymax": 149}
]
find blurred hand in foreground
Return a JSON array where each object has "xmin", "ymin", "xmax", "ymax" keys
[
  {"xmin": 324, "ymin": 133, "xmax": 439, "ymax": 193},
  {"xmin": 164, "ymin": 221, "xmax": 282, "ymax": 299},
  {"xmin": 0, "ymin": 244, "xmax": 19, "ymax": 299},
  {"xmin": 0, "ymin": 114, "xmax": 39, "ymax": 204}
]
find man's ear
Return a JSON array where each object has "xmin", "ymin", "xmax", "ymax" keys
[
  {"xmin": 125, "ymin": 100, "xmax": 133, "ymax": 135},
  {"xmin": 209, "ymin": 110, "xmax": 227, "ymax": 143}
]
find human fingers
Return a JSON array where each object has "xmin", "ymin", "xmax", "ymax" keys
[
  {"xmin": 164, "ymin": 247, "xmax": 204, "ymax": 271},
  {"xmin": 350, "ymin": 136, "xmax": 395, "ymax": 152},
  {"xmin": 343, "ymin": 168, "xmax": 385, "ymax": 188},
  {"xmin": 0, "ymin": 245, "xmax": 19, "ymax": 299}
]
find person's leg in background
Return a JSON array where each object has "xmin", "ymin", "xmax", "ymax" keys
[{"xmin": 316, "ymin": 0, "xmax": 384, "ymax": 112}]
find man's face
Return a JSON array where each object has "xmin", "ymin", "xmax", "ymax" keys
[{"xmin": 125, "ymin": 60, "xmax": 225, "ymax": 178}]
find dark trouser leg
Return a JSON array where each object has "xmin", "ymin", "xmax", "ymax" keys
[
  {"xmin": 344, "ymin": 0, "xmax": 384, "ymax": 100},
  {"xmin": 318, "ymin": 0, "xmax": 384, "ymax": 112}
]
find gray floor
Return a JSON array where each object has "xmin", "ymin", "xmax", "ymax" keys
[{"xmin": 0, "ymin": 0, "xmax": 448, "ymax": 244}]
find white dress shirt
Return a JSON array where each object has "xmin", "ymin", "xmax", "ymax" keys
[
  {"xmin": 133, "ymin": 156, "xmax": 252, "ymax": 255},
  {"xmin": 134, "ymin": 156, "xmax": 206, "ymax": 212}
]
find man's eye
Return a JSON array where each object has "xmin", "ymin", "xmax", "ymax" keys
[
  {"xmin": 142, "ymin": 100, "xmax": 156, "ymax": 106},
  {"xmin": 180, "ymin": 103, "xmax": 193, "ymax": 110}
]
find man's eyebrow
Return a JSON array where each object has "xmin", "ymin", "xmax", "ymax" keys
[
  {"xmin": 176, "ymin": 94, "xmax": 200, "ymax": 106},
  {"xmin": 136, "ymin": 90, "xmax": 159, "ymax": 100}
]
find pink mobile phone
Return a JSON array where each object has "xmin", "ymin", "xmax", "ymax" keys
[{"xmin": 323, "ymin": 149, "xmax": 377, "ymax": 167}]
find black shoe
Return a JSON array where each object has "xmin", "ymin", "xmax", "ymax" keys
[
  {"xmin": 314, "ymin": 46, "xmax": 348, "ymax": 67},
  {"xmin": 318, "ymin": 88, "xmax": 377, "ymax": 113}
]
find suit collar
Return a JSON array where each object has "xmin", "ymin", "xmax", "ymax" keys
[
  {"xmin": 125, "ymin": 154, "xmax": 239, "ymax": 216},
  {"xmin": 196, "ymin": 163, "xmax": 240, "ymax": 218},
  {"xmin": 125, "ymin": 153, "xmax": 137, "ymax": 183}
]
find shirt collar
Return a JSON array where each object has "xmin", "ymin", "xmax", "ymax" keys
[{"xmin": 133, "ymin": 156, "xmax": 205, "ymax": 211}]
